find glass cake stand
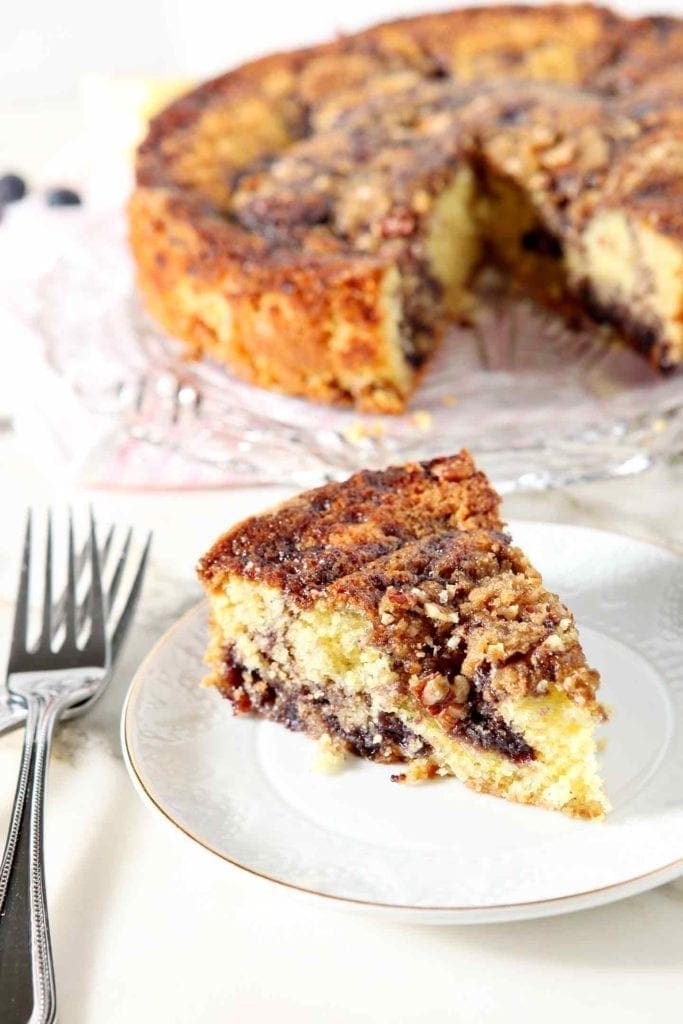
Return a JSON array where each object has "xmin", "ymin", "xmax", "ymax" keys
[{"xmin": 18, "ymin": 207, "xmax": 683, "ymax": 491}]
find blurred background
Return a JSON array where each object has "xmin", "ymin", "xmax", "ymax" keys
[{"xmin": 2, "ymin": 0, "xmax": 681, "ymax": 180}]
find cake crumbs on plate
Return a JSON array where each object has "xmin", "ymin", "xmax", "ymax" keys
[
  {"xmin": 312, "ymin": 734, "xmax": 347, "ymax": 773},
  {"xmin": 391, "ymin": 758, "xmax": 439, "ymax": 783}
]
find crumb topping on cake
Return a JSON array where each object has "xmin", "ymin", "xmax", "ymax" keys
[{"xmin": 329, "ymin": 528, "xmax": 603, "ymax": 715}]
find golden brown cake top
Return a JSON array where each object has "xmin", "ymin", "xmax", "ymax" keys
[
  {"xmin": 137, "ymin": 4, "xmax": 620, "ymax": 195},
  {"xmin": 229, "ymin": 77, "xmax": 612, "ymax": 250},
  {"xmin": 197, "ymin": 451, "xmax": 502, "ymax": 599},
  {"xmin": 230, "ymin": 76, "xmax": 467, "ymax": 248},
  {"xmin": 134, "ymin": 4, "xmax": 683, "ymax": 277},
  {"xmin": 596, "ymin": 15, "xmax": 683, "ymax": 91},
  {"xmin": 231, "ymin": 70, "xmax": 683, "ymax": 255}
]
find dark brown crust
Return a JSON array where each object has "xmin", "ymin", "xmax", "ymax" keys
[
  {"xmin": 131, "ymin": 4, "xmax": 683, "ymax": 409},
  {"xmin": 197, "ymin": 450, "xmax": 502, "ymax": 599}
]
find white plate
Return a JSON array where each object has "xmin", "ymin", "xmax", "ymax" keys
[{"xmin": 122, "ymin": 521, "xmax": 683, "ymax": 924}]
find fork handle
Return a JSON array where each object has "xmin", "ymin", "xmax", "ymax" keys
[{"xmin": 0, "ymin": 692, "xmax": 67, "ymax": 1024}]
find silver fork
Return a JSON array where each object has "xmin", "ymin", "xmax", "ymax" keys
[
  {"xmin": 0, "ymin": 511, "xmax": 148, "ymax": 1023},
  {"xmin": 0, "ymin": 524, "xmax": 151, "ymax": 738}
]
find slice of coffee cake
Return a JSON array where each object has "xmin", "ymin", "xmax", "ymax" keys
[{"xmin": 198, "ymin": 452, "xmax": 608, "ymax": 819}]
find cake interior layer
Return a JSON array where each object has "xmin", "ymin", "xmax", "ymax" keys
[
  {"xmin": 205, "ymin": 575, "xmax": 608, "ymax": 819},
  {"xmin": 419, "ymin": 160, "xmax": 682, "ymax": 367},
  {"xmin": 423, "ymin": 164, "xmax": 567, "ymax": 314},
  {"xmin": 569, "ymin": 209, "xmax": 683, "ymax": 366}
]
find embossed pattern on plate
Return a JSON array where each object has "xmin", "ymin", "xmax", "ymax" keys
[
  {"xmin": 14, "ymin": 208, "xmax": 683, "ymax": 491},
  {"xmin": 122, "ymin": 522, "xmax": 683, "ymax": 923}
]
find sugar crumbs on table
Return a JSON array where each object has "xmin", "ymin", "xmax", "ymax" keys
[
  {"xmin": 343, "ymin": 419, "xmax": 386, "ymax": 445},
  {"xmin": 411, "ymin": 410, "xmax": 433, "ymax": 431}
]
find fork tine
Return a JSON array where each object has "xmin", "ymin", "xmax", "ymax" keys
[
  {"xmin": 39, "ymin": 510, "xmax": 53, "ymax": 651},
  {"xmin": 52, "ymin": 534, "xmax": 88, "ymax": 637},
  {"xmin": 101, "ymin": 523, "xmax": 115, "ymax": 565},
  {"xmin": 110, "ymin": 532, "xmax": 152, "ymax": 659},
  {"xmin": 86, "ymin": 509, "xmax": 107, "ymax": 657},
  {"xmin": 63, "ymin": 508, "xmax": 77, "ymax": 646},
  {"xmin": 74, "ymin": 522, "xmax": 116, "ymax": 636},
  {"xmin": 9, "ymin": 511, "xmax": 32, "ymax": 666},
  {"xmin": 107, "ymin": 527, "xmax": 132, "ymax": 612}
]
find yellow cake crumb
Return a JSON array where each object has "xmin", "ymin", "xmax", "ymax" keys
[
  {"xmin": 343, "ymin": 419, "xmax": 387, "ymax": 445},
  {"xmin": 411, "ymin": 410, "xmax": 433, "ymax": 432},
  {"xmin": 312, "ymin": 734, "xmax": 347, "ymax": 773}
]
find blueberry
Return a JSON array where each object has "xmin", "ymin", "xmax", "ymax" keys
[
  {"xmin": 0, "ymin": 173, "xmax": 27, "ymax": 204},
  {"xmin": 45, "ymin": 187, "xmax": 81, "ymax": 208}
]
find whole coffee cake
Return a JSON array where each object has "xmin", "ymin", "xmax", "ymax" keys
[
  {"xmin": 131, "ymin": 4, "xmax": 683, "ymax": 411},
  {"xmin": 198, "ymin": 451, "xmax": 608, "ymax": 818}
]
